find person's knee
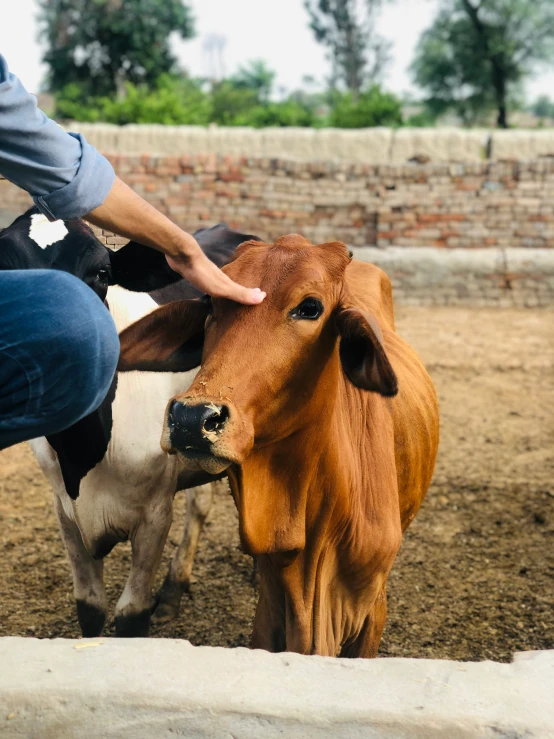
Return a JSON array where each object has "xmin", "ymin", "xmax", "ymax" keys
[
  {"xmin": 0, "ymin": 270, "xmax": 120, "ymax": 447},
  {"xmin": 41, "ymin": 272, "xmax": 120, "ymax": 425}
]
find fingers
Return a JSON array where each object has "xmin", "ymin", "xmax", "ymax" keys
[
  {"xmin": 166, "ymin": 254, "xmax": 266, "ymax": 305},
  {"xmin": 227, "ymin": 284, "xmax": 266, "ymax": 305},
  {"xmin": 207, "ymin": 270, "xmax": 266, "ymax": 304}
]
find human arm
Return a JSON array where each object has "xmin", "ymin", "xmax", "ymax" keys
[
  {"xmin": 0, "ymin": 55, "xmax": 264, "ymax": 304},
  {"xmin": 85, "ymin": 177, "xmax": 265, "ymax": 303}
]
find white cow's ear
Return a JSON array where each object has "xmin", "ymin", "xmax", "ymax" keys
[
  {"xmin": 335, "ymin": 306, "xmax": 398, "ymax": 397},
  {"xmin": 118, "ymin": 299, "xmax": 208, "ymax": 372}
]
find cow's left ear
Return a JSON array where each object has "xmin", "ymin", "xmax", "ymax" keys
[
  {"xmin": 118, "ymin": 299, "xmax": 208, "ymax": 372},
  {"xmin": 109, "ymin": 241, "xmax": 182, "ymax": 293},
  {"xmin": 335, "ymin": 306, "xmax": 398, "ymax": 396}
]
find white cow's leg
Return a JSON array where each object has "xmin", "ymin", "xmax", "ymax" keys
[
  {"xmin": 54, "ymin": 496, "xmax": 107, "ymax": 637},
  {"xmin": 154, "ymin": 482, "xmax": 216, "ymax": 624},
  {"xmin": 114, "ymin": 498, "xmax": 173, "ymax": 637}
]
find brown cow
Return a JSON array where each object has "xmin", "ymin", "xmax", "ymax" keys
[{"xmin": 118, "ymin": 235, "xmax": 439, "ymax": 657}]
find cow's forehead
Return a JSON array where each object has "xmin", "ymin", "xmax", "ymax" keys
[
  {"xmin": 28, "ymin": 215, "xmax": 106, "ymax": 259},
  {"xmin": 28, "ymin": 213, "xmax": 69, "ymax": 250},
  {"xmin": 224, "ymin": 237, "xmax": 350, "ymax": 292}
]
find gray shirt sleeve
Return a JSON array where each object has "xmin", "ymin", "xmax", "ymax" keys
[{"xmin": 0, "ymin": 54, "xmax": 115, "ymax": 221}]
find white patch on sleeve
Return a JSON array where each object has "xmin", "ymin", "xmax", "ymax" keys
[{"xmin": 29, "ymin": 213, "xmax": 69, "ymax": 249}]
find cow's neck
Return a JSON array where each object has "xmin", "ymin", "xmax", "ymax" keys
[
  {"xmin": 46, "ymin": 286, "xmax": 170, "ymax": 501},
  {"xmin": 228, "ymin": 369, "xmax": 400, "ymax": 655}
]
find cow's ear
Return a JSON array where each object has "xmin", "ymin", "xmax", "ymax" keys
[
  {"xmin": 335, "ymin": 306, "xmax": 398, "ymax": 396},
  {"xmin": 109, "ymin": 241, "xmax": 182, "ymax": 292},
  {"xmin": 118, "ymin": 299, "xmax": 208, "ymax": 372}
]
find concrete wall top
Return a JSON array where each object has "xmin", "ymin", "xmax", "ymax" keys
[
  {"xmin": 352, "ymin": 247, "xmax": 554, "ymax": 307},
  {"xmin": 354, "ymin": 246, "xmax": 554, "ymax": 279},
  {"xmin": 64, "ymin": 123, "xmax": 500, "ymax": 163},
  {"xmin": 68, "ymin": 123, "xmax": 397, "ymax": 163},
  {"xmin": 0, "ymin": 638, "xmax": 552, "ymax": 738},
  {"xmin": 65, "ymin": 123, "xmax": 554, "ymax": 163},
  {"xmin": 390, "ymin": 128, "xmax": 488, "ymax": 163},
  {"xmin": 492, "ymin": 130, "xmax": 554, "ymax": 161}
]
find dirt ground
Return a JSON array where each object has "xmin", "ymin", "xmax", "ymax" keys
[{"xmin": 0, "ymin": 307, "xmax": 553, "ymax": 662}]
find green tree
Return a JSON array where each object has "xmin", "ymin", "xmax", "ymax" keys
[
  {"xmin": 38, "ymin": 0, "xmax": 195, "ymax": 99},
  {"xmin": 412, "ymin": 0, "xmax": 554, "ymax": 129},
  {"xmin": 411, "ymin": 9, "xmax": 495, "ymax": 127},
  {"xmin": 229, "ymin": 60, "xmax": 276, "ymax": 103},
  {"xmin": 304, "ymin": 0, "xmax": 390, "ymax": 98},
  {"xmin": 329, "ymin": 85, "xmax": 402, "ymax": 127},
  {"xmin": 210, "ymin": 80, "xmax": 260, "ymax": 125},
  {"xmin": 531, "ymin": 95, "xmax": 554, "ymax": 120}
]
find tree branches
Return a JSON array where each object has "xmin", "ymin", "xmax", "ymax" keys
[
  {"xmin": 38, "ymin": 0, "xmax": 195, "ymax": 98},
  {"xmin": 304, "ymin": 0, "xmax": 391, "ymax": 98},
  {"xmin": 413, "ymin": 0, "xmax": 554, "ymax": 128}
]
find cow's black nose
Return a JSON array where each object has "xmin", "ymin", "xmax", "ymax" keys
[{"xmin": 167, "ymin": 401, "xmax": 229, "ymax": 451}]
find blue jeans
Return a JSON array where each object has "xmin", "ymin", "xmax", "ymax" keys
[{"xmin": 0, "ymin": 270, "xmax": 119, "ymax": 450}]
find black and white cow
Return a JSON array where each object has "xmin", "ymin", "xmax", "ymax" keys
[{"xmin": 0, "ymin": 207, "xmax": 260, "ymax": 636}]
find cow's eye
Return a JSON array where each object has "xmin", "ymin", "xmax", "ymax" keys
[
  {"xmin": 290, "ymin": 297, "xmax": 324, "ymax": 320},
  {"xmin": 97, "ymin": 268, "xmax": 110, "ymax": 282}
]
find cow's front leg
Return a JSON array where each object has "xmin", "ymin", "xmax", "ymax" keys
[
  {"xmin": 153, "ymin": 482, "xmax": 216, "ymax": 624},
  {"xmin": 339, "ymin": 585, "xmax": 388, "ymax": 658},
  {"xmin": 251, "ymin": 556, "xmax": 286, "ymax": 652},
  {"xmin": 114, "ymin": 499, "xmax": 172, "ymax": 637},
  {"xmin": 54, "ymin": 496, "xmax": 107, "ymax": 638}
]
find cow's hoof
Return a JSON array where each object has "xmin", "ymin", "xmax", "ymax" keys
[
  {"xmin": 152, "ymin": 599, "xmax": 180, "ymax": 625},
  {"xmin": 114, "ymin": 609, "xmax": 150, "ymax": 637},
  {"xmin": 151, "ymin": 577, "xmax": 190, "ymax": 624},
  {"xmin": 76, "ymin": 600, "xmax": 106, "ymax": 637}
]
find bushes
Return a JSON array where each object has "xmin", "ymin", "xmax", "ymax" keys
[
  {"xmin": 231, "ymin": 100, "xmax": 317, "ymax": 128},
  {"xmin": 209, "ymin": 81, "xmax": 260, "ymax": 126},
  {"xmin": 53, "ymin": 72, "xmax": 403, "ymax": 129},
  {"xmin": 55, "ymin": 76, "xmax": 212, "ymax": 125},
  {"xmin": 329, "ymin": 86, "xmax": 403, "ymax": 128},
  {"xmin": 100, "ymin": 77, "xmax": 212, "ymax": 125}
]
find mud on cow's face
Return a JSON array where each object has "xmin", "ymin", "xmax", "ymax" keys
[{"xmin": 118, "ymin": 235, "xmax": 398, "ymax": 473}]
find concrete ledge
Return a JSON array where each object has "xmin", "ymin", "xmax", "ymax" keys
[
  {"xmin": 64, "ymin": 124, "xmax": 490, "ymax": 162},
  {"xmin": 354, "ymin": 247, "xmax": 554, "ymax": 307},
  {"xmin": 66, "ymin": 124, "xmax": 554, "ymax": 163},
  {"xmin": 67, "ymin": 124, "xmax": 395, "ymax": 163},
  {"xmin": 390, "ymin": 128, "xmax": 487, "ymax": 163},
  {"xmin": 491, "ymin": 130, "xmax": 554, "ymax": 161},
  {"xmin": 0, "ymin": 639, "xmax": 551, "ymax": 738}
]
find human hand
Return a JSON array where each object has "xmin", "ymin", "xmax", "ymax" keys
[
  {"xmin": 166, "ymin": 243, "xmax": 266, "ymax": 305},
  {"xmin": 87, "ymin": 178, "xmax": 265, "ymax": 304}
]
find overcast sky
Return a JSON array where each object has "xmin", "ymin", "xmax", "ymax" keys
[{"xmin": 2, "ymin": 0, "xmax": 554, "ymax": 100}]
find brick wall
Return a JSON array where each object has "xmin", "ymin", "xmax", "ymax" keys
[
  {"xmin": 356, "ymin": 247, "xmax": 554, "ymax": 308},
  {"xmin": 3, "ymin": 155, "xmax": 554, "ymax": 249},
  {"xmin": 0, "ymin": 178, "xmax": 33, "ymax": 229}
]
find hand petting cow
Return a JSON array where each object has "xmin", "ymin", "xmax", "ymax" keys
[
  {"xmin": 0, "ymin": 209, "xmax": 258, "ymax": 636},
  {"xmin": 119, "ymin": 234, "xmax": 440, "ymax": 657}
]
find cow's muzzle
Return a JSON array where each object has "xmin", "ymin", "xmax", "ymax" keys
[
  {"xmin": 168, "ymin": 400, "xmax": 229, "ymax": 447},
  {"xmin": 165, "ymin": 400, "xmax": 232, "ymax": 473}
]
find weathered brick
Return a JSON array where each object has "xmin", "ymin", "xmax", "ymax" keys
[{"xmin": 3, "ymin": 153, "xmax": 554, "ymax": 253}]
